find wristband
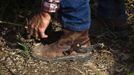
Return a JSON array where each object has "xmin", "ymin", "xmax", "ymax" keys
[{"xmin": 42, "ymin": 0, "xmax": 60, "ymax": 13}]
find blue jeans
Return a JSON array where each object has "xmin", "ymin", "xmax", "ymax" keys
[
  {"xmin": 60, "ymin": 0, "xmax": 126, "ymax": 31},
  {"xmin": 60, "ymin": 0, "xmax": 91, "ymax": 31}
]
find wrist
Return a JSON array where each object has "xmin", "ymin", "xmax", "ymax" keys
[
  {"xmin": 42, "ymin": 0, "xmax": 60, "ymax": 13},
  {"xmin": 41, "ymin": 12, "xmax": 51, "ymax": 20}
]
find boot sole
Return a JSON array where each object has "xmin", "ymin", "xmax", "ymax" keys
[
  {"xmin": 31, "ymin": 52, "xmax": 93, "ymax": 62},
  {"xmin": 31, "ymin": 43, "xmax": 105, "ymax": 62}
]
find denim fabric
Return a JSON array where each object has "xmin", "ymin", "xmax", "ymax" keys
[
  {"xmin": 60, "ymin": 0, "xmax": 91, "ymax": 31},
  {"xmin": 98, "ymin": 0, "xmax": 126, "ymax": 20},
  {"xmin": 59, "ymin": 0, "xmax": 126, "ymax": 31}
]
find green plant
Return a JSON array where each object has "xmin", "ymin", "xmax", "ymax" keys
[
  {"xmin": 18, "ymin": 42, "xmax": 30, "ymax": 57},
  {"xmin": 128, "ymin": 72, "xmax": 134, "ymax": 75}
]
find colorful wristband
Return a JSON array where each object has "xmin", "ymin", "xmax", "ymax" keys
[{"xmin": 42, "ymin": 0, "xmax": 60, "ymax": 13}]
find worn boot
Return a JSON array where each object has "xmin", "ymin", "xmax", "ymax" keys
[{"xmin": 31, "ymin": 29, "xmax": 90, "ymax": 59}]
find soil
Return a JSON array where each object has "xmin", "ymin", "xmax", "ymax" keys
[{"xmin": 0, "ymin": 0, "xmax": 134, "ymax": 75}]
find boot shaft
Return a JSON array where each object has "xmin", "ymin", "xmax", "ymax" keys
[{"xmin": 57, "ymin": 29, "xmax": 90, "ymax": 49}]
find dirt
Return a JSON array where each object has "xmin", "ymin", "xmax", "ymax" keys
[{"xmin": 0, "ymin": 0, "xmax": 134, "ymax": 75}]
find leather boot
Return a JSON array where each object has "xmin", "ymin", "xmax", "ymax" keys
[{"xmin": 31, "ymin": 29, "xmax": 90, "ymax": 59}]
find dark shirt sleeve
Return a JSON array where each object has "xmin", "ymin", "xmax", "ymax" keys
[{"xmin": 42, "ymin": 0, "xmax": 60, "ymax": 13}]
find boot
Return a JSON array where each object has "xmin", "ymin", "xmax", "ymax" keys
[{"xmin": 31, "ymin": 29, "xmax": 90, "ymax": 59}]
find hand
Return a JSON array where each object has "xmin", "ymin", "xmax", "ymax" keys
[{"xmin": 28, "ymin": 12, "xmax": 51, "ymax": 39}]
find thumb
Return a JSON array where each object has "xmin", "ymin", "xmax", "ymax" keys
[
  {"xmin": 38, "ymin": 27, "xmax": 48, "ymax": 38},
  {"xmin": 40, "ymin": 31, "xmax": 48, "ymax": 38}
]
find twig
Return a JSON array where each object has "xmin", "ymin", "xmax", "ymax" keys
[
  {"xmin": 0, "ymin": 20, "xmax": 24, "ymax": 27},
  {"xmin": 72, "ymin": 67, "xmax": 85, "ymax": 75}
]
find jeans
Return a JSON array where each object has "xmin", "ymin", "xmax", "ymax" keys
[
  {"xmin": 60, "ymin": 0, "xmax": 91, "ymax": 31},
  {"xmin": 60, "ymin": 0, "xmax": 126, "ymax": 31}
]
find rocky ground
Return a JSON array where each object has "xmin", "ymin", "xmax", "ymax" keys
[{"xmin": 0, "ymin": 0, "xmax": 134, "ymax": 75}]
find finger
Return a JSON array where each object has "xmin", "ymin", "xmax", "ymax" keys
[
  {"xmin": 27, "ymin": 17, "xmax": 35, "ymax": 36},
  {"xmin": 38, "ymin": 16, "xmax": 50, "ymax": 38},
  {"xmin": 38, "ymin": 24, "xmax": 48, "ymax": 38},
  {"xmin": 39, "ymin": 30, "xmax": 48, "ymax": 38},
  {"xmin": 30, "ymin": 24, "xmax": 35, "ymax": 35},
  {"xmin": 26, "ymin": 19, "xmax": 32, "ymax": 37}
]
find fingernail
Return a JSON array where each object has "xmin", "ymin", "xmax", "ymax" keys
[{"xmin": 41, "ymin": 33, "xmax": 48, "ymax": 38}]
